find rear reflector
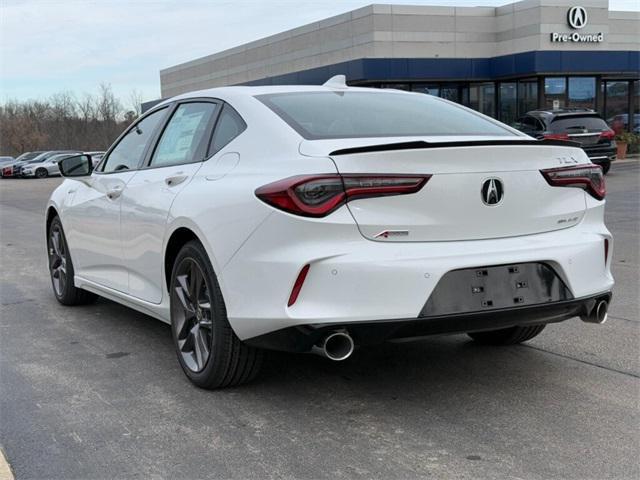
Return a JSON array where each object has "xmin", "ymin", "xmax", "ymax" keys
[
  {"xmin": 256, "ymin": 174, "xmax": 430, "ymax": 217},
  {"xmin": 288, "ymin": 264, "xmax": 310, "ymax": 307},
  {"xmin": 604, "ymin": 238, "xmax": 609, "ymax": 266},
  {"xmin": 540, "ymin": 164, "xmax": 605, "ymax": 200}
]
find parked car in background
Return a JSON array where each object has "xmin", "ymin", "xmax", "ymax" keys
[
  {"xmin": 22, "ymin": 151, "xmax": 102, "ymax": 178},
  {"xmin": 514, "ymin": 109, "xmax": 616, "ymax": 174},
  {"xmin": 3, "ymin": 150, "xmax": 80, "ymax": 178},
  {"xmin": 0, "ymin": 156, "xmax": 15, "ymax": 166},
  {"xmin": 21, "ymin": 153, "xmax": 75, "ymax": 178},
  {"xmin": 1, "ymin": 151, "xmax": 43, "ymax": 177}
]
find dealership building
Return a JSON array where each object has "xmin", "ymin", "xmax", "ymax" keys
[{"xmin": 157, "ymin": 0, "xmax": 639, "ymax": 130}]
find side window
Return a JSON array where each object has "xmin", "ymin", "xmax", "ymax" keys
[
  {"xmin": 209, "ymin": 106, "xmax": 246, "ymax": 155},
  {"xmin": 101, "ymin": 108, "xmax": 167, "ymax": 173},
  {"xmin": 150, "ymin": 102, "xmax": 218, "ymax": 167}
]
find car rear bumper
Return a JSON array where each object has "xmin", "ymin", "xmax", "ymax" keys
[
  {"xmin": 245, "ymin": 291, "xmax": 612, "ymax": 352},
  {"xmin": 221, "ymin": 205, "xmax": 614, "ymax": 341}
]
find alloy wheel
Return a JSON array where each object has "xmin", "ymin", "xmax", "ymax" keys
[
  {"xmin": 48, "ymin": 226, "xmax": 67, "ymax": 297},
  {"xmin": 171, "ymin": 258, "xmax": 213, "ymax": 372}
]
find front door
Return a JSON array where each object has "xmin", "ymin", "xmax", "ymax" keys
[{"xmin": 65, "ymin": 107, "xmax": 169, "ymax": 293}]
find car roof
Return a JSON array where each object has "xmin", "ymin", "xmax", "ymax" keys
[{"xmin": 525, "ymin": 109, "xmax": 600, "ymax": 118}]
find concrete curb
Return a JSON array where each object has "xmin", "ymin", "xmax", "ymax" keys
[{"xmin": 0, "ymin": 448, "xmax": 14, "ymax": 480}]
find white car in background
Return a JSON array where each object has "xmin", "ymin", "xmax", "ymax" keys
[
  {"xmin": 46, "ymin": 77, "xmax": 614, "ymax": 389},
  {"xmin": 23, "ymin": 151, "xmax": 105, "ymax": 178}
]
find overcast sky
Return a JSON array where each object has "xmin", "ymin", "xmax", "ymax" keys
[{"xmin": 1, "ymin": 0, "xmax": 638, "ymax": 106}]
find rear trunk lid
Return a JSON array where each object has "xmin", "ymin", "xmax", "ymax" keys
[{"xmin": 301, "ymin": 138, "xmax": 589, "ymax": 242}]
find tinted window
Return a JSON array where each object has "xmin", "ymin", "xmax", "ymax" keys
[
  {"xmin": 209, "ymin": 106, "xmax": 246, "ymax": 154},
  {"xmin": 517, "ymin": 116, "xmax": 542, "ymax": 131},
  {"xmin": 102, "ymin": 108, "xmax": 167, "ymax": 173},
  {"xmin": 550, "ymin": 115, "xmax": 608, "ymax": 133},
  {"xmin": 150, "ymin": 102, "xmax": 218, "ymax": 167},
  {"xmin": 258, "ymin": 91, "xmax": 513, "ymax": 139}
]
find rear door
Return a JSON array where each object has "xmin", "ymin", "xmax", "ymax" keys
[
  {"xmin": 120, "ymin": 100, "xmax": 221, "ymax": 303},
  {"xmin": 326, "ymin": 141, "xmax": 588, "ymax": 242}
]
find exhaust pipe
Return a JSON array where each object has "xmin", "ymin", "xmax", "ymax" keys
[
  {"xmin": 312, "ymin": 331, "xmax": 355, "ymax": 361},
  {"xmin": 581, "ymin": 300, "xmax": 608, "ymax": 324}
]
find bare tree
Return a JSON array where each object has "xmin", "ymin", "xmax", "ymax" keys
[
  {"xmin": 0, "ymin": 84, "xmax": 136, "ymax": 156},
  {"xmin": 129, "ymin": 89, "xmax": 144, "ymax": 118}
]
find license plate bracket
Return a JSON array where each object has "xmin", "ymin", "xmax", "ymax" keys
[{"xmin": 420, "ymin": 263, "xmax": 572, "ymax": 317}]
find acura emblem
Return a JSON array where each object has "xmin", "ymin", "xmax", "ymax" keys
[
  {"xmin": 567, "ymin": 6, "xmax": 588, "ymax": 29},
  {"xmin": 481, "ymin": 178, "xmax": 504, "ymax": 206}
]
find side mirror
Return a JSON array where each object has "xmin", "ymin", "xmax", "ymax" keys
[{"xmin": 59, "ymin": 155, "xmax": 93, "ymax": 177}]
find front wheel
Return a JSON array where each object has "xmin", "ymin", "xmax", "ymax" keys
[
  {"xmin": 170, "ymin": 240, "xmax": 263, "ymax": 389},
  {"xmin": 467, "ymin": 325, "xmax": 546, "ymax": 345},
  {"xmin": 36, "ymin": 168, "xmax": 48, "ymax": 178},
  {"xmin": 48, "ymin": 217, "xmax": 97, "ymax": 305}
]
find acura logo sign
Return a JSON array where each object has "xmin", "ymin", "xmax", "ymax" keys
[
  {"xmin": 567, "ymin": 6, "xmax": 588, "ymax": 29},
  {"xmin": 551, "ymin": 6, "xmax": 602, "ymax": 43},
  {"xmin": 481, "ymin": 178, "xmax": 504, "ymax": 206}
]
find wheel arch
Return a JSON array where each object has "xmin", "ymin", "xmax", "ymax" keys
[
  {"xmin": 45, "ymin": 206, "xmax": 59, "ymax": 235},
  {"xmin": 164, "ymin": 227, "xmax": 205, "ymax": 292}
]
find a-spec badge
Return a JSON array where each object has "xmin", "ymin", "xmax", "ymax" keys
[{"xmin": 374, "ymin": 230, "xmax": 410, "ymax": 239}]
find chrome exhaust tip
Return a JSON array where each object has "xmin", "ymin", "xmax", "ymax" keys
[
  {"xmin": 312, "ymin": 331, "xmax": 355, "ymax": 361},
  {"xmin": 581, "ymin": 299, "xmax": 608, "ymax": 324},
  {"xmin": 595, "ymin": 300, "xmax": 608, "ymax": 324}
]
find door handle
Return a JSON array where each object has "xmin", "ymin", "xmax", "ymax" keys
[
  {"xmin": 106, "ymin": 185, "xmax": 124, "ymax": 199},
  {"xmin": 165, "ymin": 173, "xmax": 188, "ymax": 187}
]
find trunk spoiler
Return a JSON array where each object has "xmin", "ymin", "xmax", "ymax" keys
[{"xmin": 329, "ymin": 139, "xmax": 581, "ymax": 156}]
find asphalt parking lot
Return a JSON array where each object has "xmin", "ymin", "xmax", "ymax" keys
[{"xmin": 1, "ymin": 162, "xmax": 639, "ymax": 479}]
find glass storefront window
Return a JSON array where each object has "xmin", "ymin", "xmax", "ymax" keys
[
  {"xmin": 440, "ymin": 86, "xmax": 459, "ymax": 103},
  {"xmin": 518, "ymin": 81, "xmax": 538, "ymax": 116},
  {"xmin": 412, "ymin": 84, "xmax": 439, "ymax": 96},
  {"xmin": 469, "ymin": 83, "xmax": 495, "ymax": 117},
  {"xmin": 545, "ymin": 78, "xmax": 566, "ymax": 109},
  {"xmin": 604, "ymin": 81, "xmax": 629, "ymax": 134},
  {"xmin": 499, "ymin": 83, "xmax": 517, "ymax": 126},
  {"xmin": 568, "ymin": 77, "xmax": 596, "ymax": 109}
]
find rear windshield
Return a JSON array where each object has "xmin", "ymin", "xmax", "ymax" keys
[
  {"xmin": 550, "ymin": 115, "xmax": 608, "ymax": 133},
  {"xmin": 257, "ymin": 91, "xmax": 515, "ymax": 139}
]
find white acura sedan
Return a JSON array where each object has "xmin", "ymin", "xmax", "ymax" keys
[{"xmin": 47, "ymin": 77, "xmax": 614, "ymax": 388}]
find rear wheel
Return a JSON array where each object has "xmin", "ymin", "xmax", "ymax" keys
[
  {"xmin": 48, "ymin": 217, "xmax": 97, "ymax": 305},
  {"xmin": 468, "ymin": 325, "xmax": 546, "ymax": 345},
  {"xmin": 170, "ymin": 240, "xmax": 263, "ymax": 389},
  {"xmin": 36, "ymin": 168, "xmax": 48, "ymax": 178}
]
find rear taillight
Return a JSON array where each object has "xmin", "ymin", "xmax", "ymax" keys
[
  {"xmin": 600, "ymin": 129, "xmax": 615, "ymax": 140},
  {"xmin": 543, "ymin": 133, "xmax": 569, "ymax": 141},
  {"xmin": 540, "ymin": 165, "xmax": 605, "ymax": 200},
  {"xmin": 255, "ymin": 174, "xmax": 430, "ymax": 217}
]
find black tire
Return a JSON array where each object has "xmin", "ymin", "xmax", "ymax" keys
[
  {"xmin": 170, "ymin": 240, "xmax": 263, "ymax": 389},
  {"xmin": 48, "ymin": 217, "xmax": 97, "ymax": 305},
  {"xmin": 601, "ymin": 161, "xmax": 611, "ymax": 175},
  {"xmin": 467, "ymin": 324, "xmax": 546, "ymax": 345},
  {"xmin": 36, "ymin": 168, "xmax": 48, "ymax": 178}
]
